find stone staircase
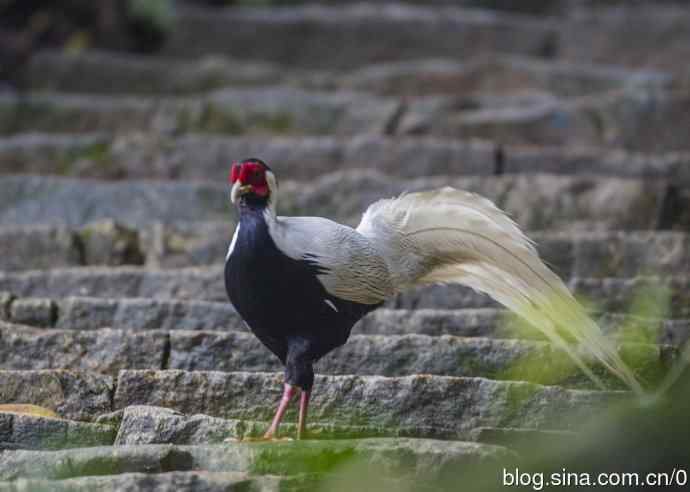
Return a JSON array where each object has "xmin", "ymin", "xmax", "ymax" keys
[{"xmin": 1, "ymin": 1, "xmax": 689, "ymax": 490}]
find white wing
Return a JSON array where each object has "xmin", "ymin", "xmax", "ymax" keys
[
  {"xmin": 356, "ymin": 187, "xmax": 644, "ymax": 394},
  {"xmin": 266, "ymin": 213, "xmax": 394, "ymax": 305}
]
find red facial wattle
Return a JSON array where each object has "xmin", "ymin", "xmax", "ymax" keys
[
  {"xmin": 230, "ymin": 162, "xmax": 241, "ymax": 183},
  {"xmin": 229, "ymin": 161, "xmax": 269, "ymax": 197}
]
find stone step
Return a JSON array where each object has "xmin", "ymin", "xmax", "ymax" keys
[
  {"xmin": 0, "ymin": 221, "xmax": 143, "ymax": 272},
  {"xmin": 163, "ymin": 4, "xmax": 556, "ymax": 67},
  {"xmin": 401, "ymin": 89, "xmax": 690, "ymax": 152},
  {"xmin": 0, "ymin": 323, "xmax": 168, "ymax": 375},
  {"xmin": 0, "ymin": 369, "xmax": 623, "ymax": 433},
  {"xmin": 328, "ymin": 55, "xmax": 671, "ymax": 98},
  {"xmin": 560, "ymin": 4, "xmax": 690, "ymax": 75},
  {"xmin": 358, "ymin": 309, "xmax": 690, "ymax": 348},
  {"xmin": 1, "ymin": 268, "xmax": 688, "ymax": 316},
  {"xmin": 24, "ymin": 51, "xmax": 670, "ymax": 98},
  {"xmin": 0, "ymin": 472, "xmax": 290, "ymax": 492},
  {"xmin": 0, "ymin": 370, "xmax": 112, "ymax": 422},
  {"xmin": 0, "ymin": 88, "xmax": 397, "ymax": 136},
  {"xmin": 0, "ymin": 439, "xmax": 514, "ymax": 485},
  {"xmin": 113, "ymin": 370, "xmax": 624, "ymax": 438},
  {"xmin": 3, "ymin": 133, "xmax": 689, "ymax": 185},
  {"xmin": 0, "ymin": 173, "xmax": 682, "ymax": 231},
  {"xmin": 110, "ymin": 404, "xmax": 393, "ymax": 444},
  {"xmin": 0, "ymin": 323, "xmax": 674, "ymax": 389},
  {"xmin": 110, "ymin": 405, "xmax": 579, "ymax": 453},
  {"xmin": 164, "ymin": 4, "xmax": 690, "ymax": 77},
  {"xmin": 2, "ymin": 219, "xmax": 688, "ymax": 277},
  {"xmin": 4, "ymin": 294, "xmax": 688, "ymax": 347},
  {"xmin": 24, "ymin": 50, "xmax": 283, "ymax": 95},
  {"xmin": 393, "ymin": 277, "xmax": 690, "ymax": 317},
  {"xmin": 4, "ymin": 89, "xmax": 689, "ymax": 153},
  {"xmin": 0, "ymin": 411, "xmax": 115, "ymax": 451},
  {"xmin": 0, "ymin": 402, "xmax": 578, "ymax": 455},
  {"xmin": 167, "ymin": 331, "xmax": 674, "ymax": 390}
]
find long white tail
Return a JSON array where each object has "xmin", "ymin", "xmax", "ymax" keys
[{"xmin": 357, "ymin": 187, "xmax": 644, "ymax": 395}]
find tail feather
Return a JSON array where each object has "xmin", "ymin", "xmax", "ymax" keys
[{"xmin": 357, "ymin": 187, "xmax": 644, "ymax": 395}]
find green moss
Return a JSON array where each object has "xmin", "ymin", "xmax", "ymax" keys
[
  {"xmin": 56, "ymin": 142, "xmax": 113, "ymax": 177},
  {"xmin": 497, "ymin": 348, "xmax": 579, "ymax": 387},
  {"xmin": 250, "ymin": 441, "xmax": 357, "ymax": 476},
  {"xmin": 196, "ymin": 104, "xmax": 245, "ymax": 134},
  {"xmin": 458, "ymin": 352, "xmax": 497, "ymax": 379},
  {"xmin": 251, "ymin": 112, "xmax": 294, "ymax": 134},
  {"xmin": 54, "ymin": 456, "xmax": 122, "ymax": 480},
  {"xmin": 499, "ymin": 382, "xmax": 542, "ymax": 427}
]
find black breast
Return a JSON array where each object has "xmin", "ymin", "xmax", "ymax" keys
[{"xmin": 224, "ymin": 207, "xmax": 379, "ymax": 366}]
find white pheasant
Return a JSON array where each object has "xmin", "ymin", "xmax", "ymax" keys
[{"xmin": 224, "ymin": 158, "xmax": 643, "ymax": 440}]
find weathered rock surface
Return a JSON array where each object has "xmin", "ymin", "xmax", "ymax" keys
[
  {"xmin": 403, "ymin": 90, "xmax": 690, "ymax": 153},
  {"xmin": 0, "ymin": 88, "xmax": 398, "ymax": 136},
  {"xmin": 3, "ymin": 217, "xmax": 688, "ymax": 275},
  {"xmin": 77, "ymin": 220, "xmax": 144, "ymax": 266},
  {"xmin": 0, "ymin": 267, "xmax": 227, "ymax": 302},
  {"xmin": 168, "ymin": 331, "xmax": 672, "ymax": 389},
  {"xmin": 0, "ymin": 222, "xmax": 144, "ymax": 272},
  {"xmin": 8, "ymin": 298, "xmax": 56, "ymax": 327},
  {"xmin": 113, "ymin": 371, "xmax": 625, "ymax": 438},
  {"xmin": 0, "ymin": 133, "xmax": 109, "ymax": 176},
  {"xmin": 272, "ymin": 171, "xmax": 678, "ymax": 231},
  {"xmin": 138, "ymin": 228, "xmax": 682, "ymax": 277},
  {"xmin": 0, "ymin": 440, "xmax": 515, "ymax": 483},
  {"xmin": 564, "ymin": 231, "xmax": 690, "ymax": 278},
  {"xmin": 560, "ymin": 5, "xmax": 690, "ymax": 74},
  {"xmin": 0, "ymin": 411, "xmax": 115, "ymax": 450},
  {"xmin": 24, "ymin": 50, "xmax": 670, "ymax": 99},
  {"xmin": 0, "ymin": 323, "xmax": 167, "ymax": 374},
  {"xmin": 0, "ymin": 225, "xmax": 80, "ymax": 272},
  {"xmin": 4, "ymin": 294, "xmax": 687, "ymax": 348},
  {"xmin": 392, "ymin": 276, "xmax": 690, "ymax": 317},
  {"xmin": 160, "ymin": 3, "xmax": 690, "ymax": 79},
  {"xmin": 164, "ymin": 4, "xmax": 556, "ymax": 67},
  {"xmin": 1, "ymin": 268, "xmax": 688, "ymax": 316},
  {"xmin": 0, "ymin": 370, "xmax": 113, "ymax": 421},
  {"xmin": 337, "ymin": 55, "xmax": 669, "ymax": 98},
  {"xmin": 114, "ymin": 406, "xmax": 242, "ymax": 445},
  {"xmin": 0, "ymin": 173, "xmax": 678, "ymax": 231},
  {"xmin": 0, "ymin": 322, "xmax": 670, "ymax": 388},
  {"xmin": 0, "ymin": 472, "xmax": 277, "ymax": 492},
  {"xmin": 5, "ymin": 133, "xmax": 689, "ymax": 185},
  {"xmin": 0, "ymin": 175, "xmax": 230, "ymax": 227},
  {"xmin": 25, "ymin": 50, "xmax": 282, "ymax": 94},
  {"xmin": 503, "ymin": 146, "xmax": 690, "ymax": 184},
  {"xmin": 113, "ymin": 405, "xmax": 401, "ymax": 444},
  {"xmin": 54, "ymin": 297, "xmax": 243, "ymax": 332},
  {"xmin": 0, "ymin": 292, "xmax": 12, "ymax": 321},
  {"xmin": 140, "ymin": 221, "xmax": 231, "ymax": 269}
]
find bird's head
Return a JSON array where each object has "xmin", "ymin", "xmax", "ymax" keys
[{"xmin": 229, "ymin": 158, "xmax": 277, "ymax": 208}]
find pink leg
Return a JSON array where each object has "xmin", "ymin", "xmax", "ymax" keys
[
  {"xmin": 263, "ymin": 383, "xmax": 297, "ymax": 439},
  {"xmin": 297, "ymin": 390, "xmax": 310, "ymax": 440}
]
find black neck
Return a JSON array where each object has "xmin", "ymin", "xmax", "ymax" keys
[{"xmin": 238, "ymin": 194, "xmax": 269, "ymax": 214}]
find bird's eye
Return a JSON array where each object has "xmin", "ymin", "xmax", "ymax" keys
[{"xmin": 249, "ymin": 171, "xmax": 263, "ymax": 185}]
